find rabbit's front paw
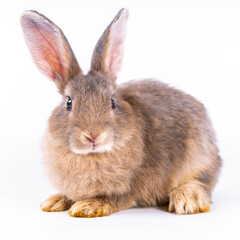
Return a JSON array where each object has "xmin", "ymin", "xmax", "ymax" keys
[
  {"xmin": 41, "ymin": 194, "xmax": 73, "ymax": 212},
  {"xmin": 169, "ymin": 181, "xmax": 210, "ymax": 215},
  {"xmin": 68, "ymin": 198, "xmax": 117, "ymax": 218}
]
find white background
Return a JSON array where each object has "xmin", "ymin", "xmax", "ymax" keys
[{"xmin": 0, "ymin": 0, "xmax": 240, "ymax": 239}]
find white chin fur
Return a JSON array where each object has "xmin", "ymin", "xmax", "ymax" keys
[{"xmin": 70, "ymin": 143, "xmax": 113, "ymax": 155}]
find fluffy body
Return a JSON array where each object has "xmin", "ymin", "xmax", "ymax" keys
[{"xmin": 42, "ymin": 79, "xmax": 221, "ymax": 215}]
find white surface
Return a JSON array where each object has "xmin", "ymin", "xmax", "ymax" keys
[{"xmin": 0, "ymin": 0, "xmax": 240, "ymax": 239}]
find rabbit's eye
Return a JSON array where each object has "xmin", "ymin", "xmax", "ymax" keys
[
  {"xmin": 111, "ymin": 98, "xmax": 116, "ymax": 109},
  {"xmin": 66, "ymin": 97, "xmax": 72, "ymax": 111}
]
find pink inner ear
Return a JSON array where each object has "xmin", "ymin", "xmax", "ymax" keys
[
  {"xmin": 34, "ymin": 22, "xmax": 64, "ymax": 80},
  {"xmin": 105, "ymin": 11, "xmax": 128, "ymax": 80},
  {"xmin": 23, "ymin": 16, "xmax": 67, "ymax": 82},
  {"xmin": 108, "ymin": 42, "xmax": 121, "ymax": 75}
]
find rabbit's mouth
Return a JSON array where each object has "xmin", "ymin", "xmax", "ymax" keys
[{"xmin": 70, "ymin": 142, "xmax": 114, "ymax": 155}]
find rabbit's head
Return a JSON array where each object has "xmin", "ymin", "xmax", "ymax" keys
[{"xmin": 21, "ymin": 9, "xmax": 129, "ymax": 155}]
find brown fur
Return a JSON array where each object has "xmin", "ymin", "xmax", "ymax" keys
[{"xmin": 21, "ymin": 9, "xmax": 221, "ymax": 217}]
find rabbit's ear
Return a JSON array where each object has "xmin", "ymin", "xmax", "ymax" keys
[
  {"xmin": 90, "ymin": 8, "xmax": 128, "ymax": 85},
  {"xmin": 21, "ymin": 11, "xmax": 82, "ymax": 94}
]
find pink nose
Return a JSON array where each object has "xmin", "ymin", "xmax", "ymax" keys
[
  {"xmin": 83, "ymin": 133, "xmax": 99, "ymax": 144},
  {"xmin": 85, "ymin": 136, "xmax": 95, "ymax": 143}
]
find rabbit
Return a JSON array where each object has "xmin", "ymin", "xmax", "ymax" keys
[{"xmin": 21, "ymin": 8, "xmax": 221, "ymax": 217}]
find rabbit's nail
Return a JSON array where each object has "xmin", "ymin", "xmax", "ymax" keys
[
  {"xmin": 169, "ymin": 181, "xmax": 210, "ymax": 215},
  {"xmin": 41, "ymin": 194, "xmax": 73, "ymax": 212},
  {"xmin": 68, "ymin": 198, "xmax": 117, "ymax": 218}
]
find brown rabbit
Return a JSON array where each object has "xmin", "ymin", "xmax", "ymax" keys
[{"xmin": 21, "ymin": 8, "xmax": 221, "ymax": 217}]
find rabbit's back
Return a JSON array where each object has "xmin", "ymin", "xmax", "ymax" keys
[
  {"xmin": 118, "ymin": 79, "xmax": 206, "ymax": 117},
  {"xmin": 117, "ymin": 79, "xmax": 213, "ymax": 140}
]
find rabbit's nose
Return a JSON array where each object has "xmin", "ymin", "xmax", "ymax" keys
[{"xmin": 82, "ymin": 133, "xmax": 99, "ymax": 144}]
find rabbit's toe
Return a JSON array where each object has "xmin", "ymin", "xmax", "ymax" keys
[
  {"xmin": 168, "ymin": 181, "xmax": 210, "ymax": 214},
  {"xmin": 41, "ymin": 194, "xmax": 73, "ymax": 212},
  {"xmin": 68, "ymin": 198, "xmax": 117, "ymax": 218}
]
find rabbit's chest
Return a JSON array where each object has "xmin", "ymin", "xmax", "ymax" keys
[{"xmin": 45, "ymin": 149, "xmax": 133, "ymax": 201}]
